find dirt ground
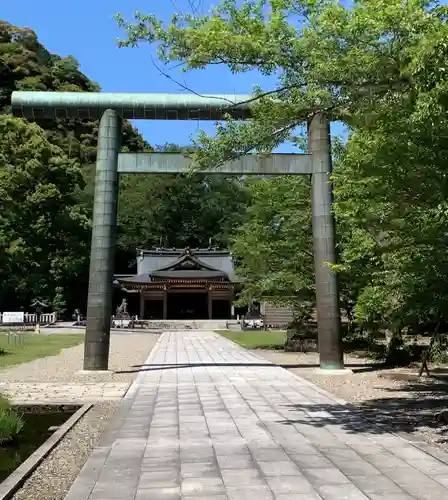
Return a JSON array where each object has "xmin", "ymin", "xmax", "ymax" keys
[{"xmin": 254, "ymin": 349, "xmax": 448, "ymax": 449}]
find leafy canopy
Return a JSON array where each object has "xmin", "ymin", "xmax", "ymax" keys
[
  {"xmin": 116, "ymin": 0, "xmax": 444, "ymax": 166},
  {"xmin": 116, "ymin": 0, "xmax": 448, "ymax": 337}
]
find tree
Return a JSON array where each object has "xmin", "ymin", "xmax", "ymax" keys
[
  {"xmin": 231, "ymin": 176, "xmax": 313, "ymax": 310},
  {"xmin": 116, "ymin": 0, "xmax": 448, "ymax": 361},
  {"xmin": 328, "ymin": 0, "xmax": 448, "ymax": 332},
  {"xmin": 116, "ymin": 0, "xmax": 443, "ymax": 166},
  {"xmin": 333, "ymin": 104, "xmax": 448, "ymax": 333},
  {"xmin": 0, "ymin": 115, "xmax": 90, "ymax": 310},
  {"xmin": 118, "ymin": 172, "xmax": 249, "ymax": 250},
  {"xmin": 0, "ymin": 21, "xmax": 151, "ymax": 313}
]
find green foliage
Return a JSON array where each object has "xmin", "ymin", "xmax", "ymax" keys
[
  {"xmin": 231, "ymin": 176, "xmax": 313, "ymax": 310},
  {"xmin": 0, "ymin": 395, "xmax": 24, "ymax": 445},
  {"xmin": 117, "ymin": 170, "xmax": 249, "ymax": 253},
  {"xmin": 0, "ymin": 394, "xmax": 10, "ymax": 410},
  {"xmin": 116, "ymin": 142, "xmax": 249, "ymax": 253},
  {"xmin": 52, "ymin": 287, "xmax": 66, "ymax": 316},
  {"xmin": 2, "ymin": 0, "xmax": 448, "ymax": 372},
  {"xmin": 366, "ymin": 334, "xmax": 426, "ymax": 367},
  {"xmin": 0, "ymin": 411, "xmax": 24, "ymax": 444},
  {"xmin": 116, "ymin": 0, "xmax": 443, "ymax": 167},
  {"xmin": 0, "ymin": 21, "xmax": 150, "ymax": 312},
  {"xmin": 0, "ymin": 115, "xmax": 90, "ymax": 309},
  {"xmin": 429, "ymin": 339, "xmax": 448, "ymax": 365},
  {"xmin": 285, "ymin": 310, "xmax": 317, "ymax": 353},
  {"xmin": 116, "ymin": 0, "xmax": 448, "ymax": 366},
  {"xmin": 340, "ymin": 327, "xmax": 373, "ymax": 352},
  {"xmin": 80, "ymin": 143, "xmax": 250, "ymax": 273},
  {"xmin": 0, "ymin": 21, "xmax": 249, "ymax": 313}
]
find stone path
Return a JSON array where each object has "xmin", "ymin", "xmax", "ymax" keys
[{"xmin": 64, "ymin": 330, "xmax": 448, "ymax": 500}]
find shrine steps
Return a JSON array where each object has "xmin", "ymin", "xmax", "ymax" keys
[{"xmin": 119, "ymin": 319, "xmax": 236, "ymax": 331}]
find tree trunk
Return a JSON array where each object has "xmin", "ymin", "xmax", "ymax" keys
[{"xmin": 418, "ymin": 318, "xmax": 442, "ymax": 377}]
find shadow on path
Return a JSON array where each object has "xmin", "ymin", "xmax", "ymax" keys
[
  {"xmin": 116, "ymin": 363, "xmax": 448, "ymax": 445},
  {"xmin": 278, "ymin": 378, "xmax": 448, "ymax": 445},
  {"xmin": 115, "ymin": 362, "xmax": 384, "ymax": 374}
]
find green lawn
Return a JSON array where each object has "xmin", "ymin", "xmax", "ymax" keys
[
  {"xmin": 0, "ymin": 333, "xmax": 84, "ymax": 368},
  {"xmin": 216, "ymin": 330, "xmax": 286, "ymax": 349}
]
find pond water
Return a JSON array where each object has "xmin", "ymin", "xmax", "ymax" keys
[{"xmin": 0, "ymin": 405, "xmax": 78, "ymax": 483}]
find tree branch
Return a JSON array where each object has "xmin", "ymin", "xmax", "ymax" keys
[{"xmin": 149, "ymin": 55, "xmax": 298, "ymax": 106}]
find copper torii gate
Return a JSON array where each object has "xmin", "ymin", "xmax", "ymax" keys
[{"xmin": 11, "ymin": 91, "xmax": 343, "ymax": 371}]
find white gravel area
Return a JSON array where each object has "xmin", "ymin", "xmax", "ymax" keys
[
  {"xmin": 0, "ymin": 332, "xmax": 159, "ymax": 384},
  {"xmin": 0, "ymin": 332, "xmax": 160, "ymax": 403},
  {"xmin": 11, "ymin": 402, "xmax": 119, "ymax": 500},
  {"xmin": 255, "ymin": 349, "xmax": 448, "ymax": 449}
]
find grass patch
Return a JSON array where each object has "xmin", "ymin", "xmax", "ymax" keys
[
  {"xmin": 0, "ymin": 394, "xmax": 24, "ymax": 444},
  {"xmin": 0, "ymin": 407, "xmax": 24, "ymax": 444},
  {"xmin": 0, "ymin": 394, "xmax": 10, "ymax": 410},
  {"xmin": 216, "ymin": 330, "xmax": 286, "ymax": 349},
  {"xmin": 0, "ymin": 333, "xmax": 84, "ymax": 369}
]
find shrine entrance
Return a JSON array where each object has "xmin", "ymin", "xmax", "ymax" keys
[
  {"xmin": 167, "ymin": 291, "xmax": 207, "ymax": 320},
  {"xmin": 11, "ymin": 90, "xmax": 343, "ymax": 372}
]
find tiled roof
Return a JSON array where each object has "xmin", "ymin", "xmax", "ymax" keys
[{"xmin": 135, "ymin": 247, "xmax": 240, "ymax": 281}]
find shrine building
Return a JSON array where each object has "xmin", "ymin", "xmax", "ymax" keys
[{"xmin": 113, "ymin": 247, "xmax": 243, "ymax": 320}]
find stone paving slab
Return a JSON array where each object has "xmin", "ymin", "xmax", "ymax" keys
[
  {"xmin": 0, "ymin": 382, "xmax": 130, "ymax": 403},
  {"xmin": 64, "ymin": 330, "xmax": 448, "ymax": 499}
]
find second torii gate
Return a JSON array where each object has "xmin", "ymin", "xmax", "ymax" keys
[{"xmin": 11, "ymin": 91, "xmax": 343, "ymax": 371}]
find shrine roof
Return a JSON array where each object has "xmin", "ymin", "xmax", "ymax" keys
[
  {"xmin": 114, "ymin": 247, "xmax": 244, "ymax": 287},
  {"xmin": 135, "ymin": 247, "xmax": 240, "ymax": 281}
]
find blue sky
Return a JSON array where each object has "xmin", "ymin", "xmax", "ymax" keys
[{"xmin": 4, "ymin": 0, "xmax": 346, "ymax": 150}]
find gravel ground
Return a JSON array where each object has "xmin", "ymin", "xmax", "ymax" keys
[
  {"xmin": 0, "ymin": 332, "xmax": 160, "ymax": 384},
  {"xmin": 0, "ymin": 333, "xmax": 160, "ymax": 500},
  {"xmin": 255, "ymin": 349, "xmax": 448, "ymax": 449},
  {"xmin": 11, "ymin": 402, "xmax": 119, "ymax": 500}
]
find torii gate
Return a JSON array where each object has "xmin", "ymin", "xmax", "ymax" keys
[{"xmin": 11, "ymin": 91, "xmax": 343, "ymax": 371}]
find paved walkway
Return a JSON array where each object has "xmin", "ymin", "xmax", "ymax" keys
[{"xmin": 64, "ymin": 330, "xmax": 448, "ymax": 500}]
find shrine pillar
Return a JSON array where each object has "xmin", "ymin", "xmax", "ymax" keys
[
  {"xmin": 139, "ymin": 293, "xmax": 144, "ymax": 319},
  {"xmin": 308, "ymin": 113, "xmax": 343, "ymax": 370},
  {"xmin": 208, "ymin": 286, "xmax": 213, "ymax": 319},
  {"xmin": 84, "ymin": 109, "xmax": 122, "ymax": 371},
  {"xmin": 163, "ymin": 286, "xmax": 168, "ymax": 319}
]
